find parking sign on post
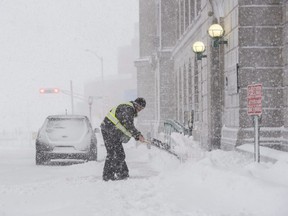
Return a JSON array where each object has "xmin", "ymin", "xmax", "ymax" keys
[
  {"xmin": 247, "ymin": 84, "xmax": 262, "ymax": 116},
  {"xmin": 247, "ymin": 83, "xmax": 262, "ymax": 163}
]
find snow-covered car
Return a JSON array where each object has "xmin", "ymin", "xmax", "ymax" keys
[{"xmin": 35, "ymin": 115, "xmax": 98, "ymax": 165}]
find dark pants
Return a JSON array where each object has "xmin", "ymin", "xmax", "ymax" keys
[{"xmin": 101, "ymin": 128, "xmax": 129, "ymax": 181}]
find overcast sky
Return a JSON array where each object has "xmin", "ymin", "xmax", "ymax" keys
[{"xmin": 0, "ymin": 0, "xmax": 138, "ymax": 132}]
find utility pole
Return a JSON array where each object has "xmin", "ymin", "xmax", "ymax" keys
[
  {"xmin": 70, "ymin": 80, "xmax": 74, "ymax": 114},
  {"xmin": 88, "ymin": 96, "xmax": 93, "ymax": 121},
  {"xmin": 100, "ymin": 56, "xmax": 104, "ymax": 81}
]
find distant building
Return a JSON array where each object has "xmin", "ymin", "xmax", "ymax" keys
[
  {"xmin": 118, "ymin": 23, "xmax": 139, "ymax": 80},
  {"xmin": 135, "ymin": 0, "xmax": 288, "ymax": 151},
  {"xmin": 135, "ymin": 0, "xmax": 178, "ymax": 137},
  {"xmin": 84, "ymin": 74, "xmax": 137, "ymax": 125},
  {"xmin": 84, "ymin": 24, "xmax": 139, "ymax": 126}
]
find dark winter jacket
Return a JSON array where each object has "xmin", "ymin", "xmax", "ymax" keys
[{"xmin": 100, "ymin": 101, "xmax": 142, "ymax": 142}]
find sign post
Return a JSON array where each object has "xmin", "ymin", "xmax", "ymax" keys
[
  {"xmin": 88, "ymin": 96, "xmax": 93, "ymax": 121},
  {"xmin": 247, "ymin": 83, "xmax": 262, "ymax": 163}
]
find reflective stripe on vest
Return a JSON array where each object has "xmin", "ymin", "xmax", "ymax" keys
[{"xmin": 106, "ymin": 102, "xmax": 133, "ymax": 138}]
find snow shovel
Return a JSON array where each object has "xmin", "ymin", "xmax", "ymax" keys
[{"xmin": 143, "ymin": 138, "xmax": 180, "ymax": 159}]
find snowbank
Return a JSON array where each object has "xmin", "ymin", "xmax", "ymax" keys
[{"xmin": 1, "ymin": 134, "xmax": 288, "ymax": 216}]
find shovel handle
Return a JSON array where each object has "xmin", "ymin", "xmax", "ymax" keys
[{"xmin": 142, "ymin": 140, "xmax": 151, "ymax": 144}]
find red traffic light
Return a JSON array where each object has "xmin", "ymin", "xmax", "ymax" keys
[{"xmin": 39, "ymin": 88, "xmax": 60, "ymax": 94}]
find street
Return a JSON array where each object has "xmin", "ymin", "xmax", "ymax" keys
[
  {"xmin": 1, "ymin": 137, "xmax": 288, "ymax": 216},
  {"xmin": 0, "ymin": 140, "xmax": 176, "ymax": 216}
]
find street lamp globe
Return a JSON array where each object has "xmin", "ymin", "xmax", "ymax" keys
[
  {"xmin": 192, "ymin": 41, "xmax": 206, "ymax": 53},
  {"xmin": 208, "ymin": 24, "xmax": 225, "ymax": 38}
]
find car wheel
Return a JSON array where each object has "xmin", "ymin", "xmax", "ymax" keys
[{"xmin": 35, "ymin": 150, "xmax": 49, "ymax": 165}]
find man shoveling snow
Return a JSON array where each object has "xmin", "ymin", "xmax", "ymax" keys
[{"xmin": 100, "ymin": 97, "xmax": 147, "ymax": 181}]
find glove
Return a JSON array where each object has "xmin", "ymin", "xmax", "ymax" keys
[{"xmin": 138, "ymin": 135, "xmax": 145, "ymax": 143}]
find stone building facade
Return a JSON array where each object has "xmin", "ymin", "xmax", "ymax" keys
[
  {"xmin": 135, "ymin": 0, "xmax": 178, "ymax": 137},
  {"xmin": 135, "ymin": 0, "xmax": 288, "ymax": 151}
]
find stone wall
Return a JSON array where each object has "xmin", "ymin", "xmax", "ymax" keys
[
  {"xmin": 222, "ymin": 0, "xmax": 284, "ymax": 149},
  {"xmin": 136, "ymin": 0, "xmax": 288, "ymax": 151},
  {"xmin": 139, "ymin": 0, "xmax": 157, "ymax": 57},
  {"xmin": 221, "ymin": 0, "xmax": 242, "ymax": 149},
  {"xmin": 136, "ymin": 0, "xmax": 158, "ymax": 136},
  {"xmin": 239, "ymin": 1, "xmax": 283, "ymax": 148},
  {"xmin": 282, "ymin": 1, "xmax": 288, "ymax": 149},
  {"xmin": 156, "ymin": 0, "xmax": 178, "ymax": 127},
  {"xmin": 135, "ymin": 59, "xmax": 156, "ymax": 137}
]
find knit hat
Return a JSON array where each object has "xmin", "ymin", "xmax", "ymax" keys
[{"xmin": 134, "ymin": 97, "xmax": 146, "ymax": 108}]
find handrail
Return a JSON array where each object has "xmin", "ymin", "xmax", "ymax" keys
[
  {"xmin": 162, "ymin": 119, "xmax": 190, "ymax": 156},
  {"xmin": 164, "ymin": 119, "xmax": 189, "ymax": 135},
  {"xmin": 147, "ymin": 119, "xmax": 192, "ymax": 162}
]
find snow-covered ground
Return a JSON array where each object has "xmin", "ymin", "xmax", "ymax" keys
[{"xmin": 0, "ymin": 133, "xmax": 288, "ymax": 216}]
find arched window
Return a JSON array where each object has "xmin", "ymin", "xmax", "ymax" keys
[
  {"xmin": 188, "ymin": 59, "xmax": 193, "ymax": 108},
  {"xmin": 183, "ymin": 64, "xmax": 187, "ymax": 110},
  {"xmin": 185, "ymin": 0, "xmax": 189, "ymax": 29},
  {"xmin": 180, "ymin": 0, "xmax": 184, "ymax": 35},
  {"xmin": 194, "ymin": 58, "xmax": 199, "ymax": 121},
  {"xmin": 179, "ymin": 67, "xmax": 183, "ymax": 122},
  {"xmin": 190, "ymin": 0, "xmax": 195, "ymax": 23}
]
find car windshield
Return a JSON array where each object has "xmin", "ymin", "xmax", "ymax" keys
[{"xmin": 45, "ymin": 118, "xmax": 88, "ymax": 141}]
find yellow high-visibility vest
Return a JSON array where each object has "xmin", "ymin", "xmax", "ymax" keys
[{"xmin": 106, "ymin": 102, "xmax": 133, "ymax": 138}]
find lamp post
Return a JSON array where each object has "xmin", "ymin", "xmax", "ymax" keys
[
  {"xmin": 192, "ymin": 41, "xmax": 207, "ymax": 60},
  {"xmin": 88, "ymin": 96, "xmax": 93, "ymax": 121},
  {"xmin": 208, "ymin": 24, "xmax": 228, "ymax": 47},
  {"xmin": 85, "ymin": 49, "xmax": 104, "ymax": 80},
  {"xmin": 70, "ymin": 80, "xmax": 74, "ymax": 114}
]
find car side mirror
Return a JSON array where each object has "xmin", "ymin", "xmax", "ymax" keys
[{"xmin": 94, "ymin": 128, "xmax": 100, "ymax": 133}]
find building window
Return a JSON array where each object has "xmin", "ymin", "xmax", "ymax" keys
[
  {"xmin": 177, "ymin": 3, "xmax": 180, "ymax": 39},
  {"xmin": 188, "ymin": 59, "xmax": 193, "ymax": 108},
  {"xmin": 190, "ymin": 0, "xmax": 195, "ymax": 23},
  {"xmin": 196, "ymin": 0, "xmax": 201, "ymax": 15},
  {"xmin": 183, "ymin": 64, "xmax": 187, "ymax": 109},
  {"xmin": 175, "ymin": 69, "xmax": 179, "ymax": 120},
  {"xmin": 180, "ymin": 0, "xmax": 185, "ymax": 35},
  {"xmin": 185, "ymin": 0, "xmax": 189, "ymax": 30},
  {"xmin": 156, "ymin": 3, "xmax": 160, "ymax": 37},
  {"xmin": 194, "ymin": 58, "xmax": 199, "ymax": 121},
  {"xmin": 189, "ymin": 0, "xmax": 200, "ymax": 22},
  {"xmin": 179, "ymin": 67, "xmax": 183, "ymax": 123}
]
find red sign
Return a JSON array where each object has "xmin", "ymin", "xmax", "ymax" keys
[{"xmin": 247, "ymin": 84, "xmax": 262, "ymax": 116}]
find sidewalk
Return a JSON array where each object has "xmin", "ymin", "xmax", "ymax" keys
[{"xmin": 237, "ymin": 144, "xmax": 288, "ymax": 163}]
